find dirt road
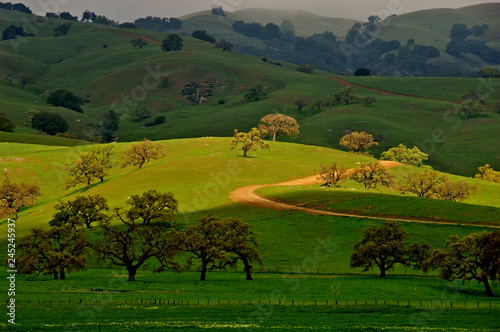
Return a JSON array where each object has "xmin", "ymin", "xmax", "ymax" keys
[{"xmin": 229, "ymin": 161, "xmax": 500, "ymax": 229}]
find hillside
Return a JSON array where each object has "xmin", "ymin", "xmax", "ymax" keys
[{"xmin": 0, "ymin": 8, "xmax": 499, "ymax": 176}]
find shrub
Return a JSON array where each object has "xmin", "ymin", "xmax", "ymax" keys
[
  {"xmin": 32, "ymin": 112, "xmax": 69, "ymax": 135},
  {"xmin": 47, "ymin": 89, "xmax": 84, "ymax": 113}
]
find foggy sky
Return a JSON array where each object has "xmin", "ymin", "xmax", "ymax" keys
[{"xmin": 20, "ymin": 0, "xmax": 500, "ymax": 23}]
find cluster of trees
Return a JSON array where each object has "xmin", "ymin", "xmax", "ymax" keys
[
  {"xmin": 85, "ymin": 109, "xmax": 121, "ymax": 143},
  {"xmin": 18, "ymin": 189, "xmax": 261, "ymax": 282},
  {"xmin": 446, "ymin": 23, "xmax": 499, "ymax": 64},
  {"xmin": 133, "ymin": 17, "xmax": 182, "ymax": 32},
  {"xmin": 331, "ymin": 136, "xmax": 476, "ymax": 200},
  {"xmin": 64, "ymin": 139, "xmax": 166, "ymax": 190},
  {"xmin": 46, "ymin": 11, "xmax": 78, "ymax": 21},
  {"xmin": 1, "ymin": 25, "xmax": 35, "ymax": 40},
  {"xmin": 0, "ymin": 2, "xmax": 31, "ymax": 13},
  {"xmin": 211, "ymin": 6, "xmax": 226, "ymax": 17},
  {"xmin": 475, "ymin": 164, "xmax": 500, "ymax": 183},
  {"xmin": 310, "ymin": 86, "xmax": 377, "ymax": 112},
  {"xmin": 47, "ymin": 89, "xmax": 84, "ymax": 113},
  {"xmin": 350, "ymin": 221, "xmax": 500, "ymax": 296},
  {"xmin": 80, "ymin": 9, "xmax": 117, "ymax": 26},
  {"xmin": 234, "ymin": 15, "xmax": 449, "ymax": 76}
]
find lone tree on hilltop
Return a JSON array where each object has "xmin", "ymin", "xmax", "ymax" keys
[
  {"xmin": 124, "ymin": 189, "xmax": 178, "ymax": 225},
  {"xmin": 121, "ymin": 139, "xmax": 167, "ymax": 169},
  {"xmin": 339, "ymin": 131, "xmax": 378, "ymax": 154},
  {"xmin": 380, "ymin": 144, "xmax": 428, "ymax": 167},
  {"xmin": 427, "ymin": 231, "xmax": 500, "ymax": 296},
  {"xmin": 0, "ymin": 174, "xmax": 40, "ymax": 218},
  {"xmin": 231, "ymin": 128, "xmax": 270, "ymax": 157},
  {"xmin": 350, "ymin": 221, "xmax": 431, "ymax": 277},
  {"xmin": 49, "ymin": 194, "xmax": 111, "ymax": 229},
  {"xmin": 18, "ymin": 224, "xmax": 87, "ymax": 280},
  {"xmin": 350, "ymin": 161, "xmax": 394, "ymax": 191},
  {"xmin": 258, "ymin": 113, "xmax": 300, "ymax": 141},
  {"xmin": 317, "ymin": 162, "xmax": 348, "ymax": 187}
]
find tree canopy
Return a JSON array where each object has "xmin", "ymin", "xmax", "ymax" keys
[
  {"xmin": 380, "ymin": 144, "xmax": 428, "ymax": 167},
  {"xmin": 0, "ymin": 175, "xmax": 41, "ymax": 218},
  {"xmin": 162, "ymin": 34, "xmax": 183, "ymax": 52},
  {"xmin": 258, "ymin": 113, "xmax": 300, "ymax": 141},
  {"xmin": 47, "ymin": 89, "xmax": 84, "ymax": 113},
  {"xmin": 231, "ymin": 128, "xmax": 270, "ymax": 157},
  {"xmin": 50, "ymin": 194, "xmax": 111, "ymax": 229},
  {"xmin": 350, "ymin": 162, "xmax": 394, "ymax": 191},
  {"xmin": 339, "ymin": 131, "xmax": 378, "ymax": 153},
  {"xmin": 0, "ymin": 113, "xmax": 15, "ymax": 132},
  {"xmin": 121, "ymin": 139, "xmax": 167, "ymax": 169},
  {"xmin": 427, "ymin": 231, "xmax": 500, "ymax": 296},
  {"xmin": 318, "ymin": 162, "xmax": 348, "ymax": 187},
  {"xmin": 18, "ymin": 224, "xmax": 87, "ymax": 280},
  {"xmin": 124, "ymin": 189, "xmax": 178, "ymax": 225},
  {"xmin": 350, "ymin": 221, "xmax": 430, "ymax": 277},
  {"xmin": 244, "ymin": 84, "xmax": 268, "ymax": 102},
  {"xmin": 31, "ymin": 112, "xmax": 68, "ymax": 135}
]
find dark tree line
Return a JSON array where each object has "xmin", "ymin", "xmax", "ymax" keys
[
  {"xmin": 446, "ymin": 23, "xmax": 499, "ymax": 64},
  {"xmin": 0, "ymin": 2, "xmax": 31, "ymax": 14},
  {"xmin": 133, "ymin": 16, "xmax": 182, "ymax": 32}
]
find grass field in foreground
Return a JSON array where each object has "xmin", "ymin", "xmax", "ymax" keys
[{"xmin": 8, "ymin": 303, "xmax": 500, "ymax": 331}]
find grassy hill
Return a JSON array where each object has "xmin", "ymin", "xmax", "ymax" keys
[
  {"xmin": 1, "ymin": 138, "xmax": 499, "ymax": 331},
  {"xmin": 0, "ymin": 8, "xmax": 499, "ymax": 176}
]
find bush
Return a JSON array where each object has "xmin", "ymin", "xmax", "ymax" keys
[
  {"xmin": 0, "ymin": 113, "xmax": 15, "ymax": 132},
  {"xmin": 218, "ymin": 99, "xmax": 226, "ymax": 105},
  {"xmin": 192, "ymin": 30, "xmax": 216, "ymax": 44},
  {"xmin": 296, "ymin": 64, "xmax": 315, "ymax": 74},
  {"xmin": 32, "ymin": 112, "xmax": 69, "ymax": 135},
  {"xmin": 131, "ymin": 106, "xmax": 152, "ymax": 122},
  {"xmin": 145, "ymin": 115, "xmax": 165, "ymax": 127},
  {"xmin": 47, "ymin": 89, "xmax": 84, "ymax": 113},
  {"xmin": 354, "ymin": 68, "xmax": 371, "ymax": 76},
  {"xmin": 2, "ymin": 25, "xmax": 35, "ymax": 40}
]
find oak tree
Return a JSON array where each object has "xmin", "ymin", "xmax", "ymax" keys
[
  {"xmin": 0, "ymin": 113, "xmax": 15, "ymax": 132},
  {"xmin": 50, "ymin": 194, "xmax": 111, "ymax": 229},
  {"xmin": 258, "ymin": 113, "xmax": 300, "ymax": 141},
  {"xmin": 161, "ymin": 34, "xmax": 183, "ymax": 52},
  {"xmin": 0, "ymin": 175, "xmax": 40, "ymax": 218},
  {"xmin": 215, "ymin": 39, "xmax": 234, "ymax": 52},
  {"xmin": 339, "ymin": 131, "xmax": 378, "ymax": 153},
  {"xmin": 121, "ymin": 139, "xmax": 167, "ymax": 169},
  {"xmin": 231, "ymin": 128, "xmax": 270, "ymax": 157},
  {"xmin": 318, "ymin": 162, "xmax": 348, "ymax": 187},
  {"xmin": 350, "ymin": 162, "xmax": 394, "ymax": 191},
  {"xmin": 434, "ymin": 180, "xmax": 476, "ymax": 202},
  {"xmin": 124, "ymin": 189, "xmax": 178, "ymax": 225},
  {"xmin": 350, "ymin": 221, "xmax": 430, "ymax": 277},
  {"xmin": 475, "ymin": 164, "xmax": 500, "ymax": 183},
  {"xmin": 92, "ymin": 208, "xmax": 179, "ymax": 281},
  {"xmin": 18, "ymin": 224, "xmax": 87, "ymax": 280},
  {"xmin": 244, "ymin": 84, "xmax": 268, "ymax": 102},
  {"xmin": 398, "ymin": 169, "xmax": 447, "ymax": 198},
  {"xmin": 427, "ymin": 231, "xmax": 500, "ymax": 296},
  {"xmin": 222, "ymin": 218, "xmax": 262, "ymax": 280},
  {"xmin": 380, "ymin": 144, "xmax": 428, "ymax": 167},
  {"xmin": 131, "ymin": 38, "xmax": 148, "ymax": 48},
  {"xmin": 65, "ymin": 145, "xmax": 115, "ymax": 189}
]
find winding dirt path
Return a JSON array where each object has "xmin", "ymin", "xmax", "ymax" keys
[{"xmin": 230, "ymin": 161, "xmax": 500, "ymax": 229}]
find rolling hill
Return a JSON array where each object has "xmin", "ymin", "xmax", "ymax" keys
[{"xmin": 0, "ymin": 8, "xmax": 499, "ymax": 176}]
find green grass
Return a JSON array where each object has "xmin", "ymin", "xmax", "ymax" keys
[
  {"xmin": 1, "ymin": 8, "xmax": 500, "ymax": 176},
  {"xmin": 255, "ymin": 186, "xmax": 500, "ymax": 226},
  {"xmin": 10, "ymin": 303, "xmax": 500, "ymax": 331}
]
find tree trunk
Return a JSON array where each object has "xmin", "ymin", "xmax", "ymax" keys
[
  {"xmin": 242, "ymin": 257, "xmax": 253, "ymax": 281},
  {"xmin": 53, "ymin": 271, "xmax": 59, "ymax": 280},
  {"xmin": 60, "ymin": 270, "xmax": 66, "ymax": 280},
  {"xmin": 87, "ymin": 180, "xmax": 91, "ymax": 189},
  {"xmin": 128, "ymin": 267, "xmax": 137, "ymax": 281},
  {"xmin": 272, "ymin": 134, "xmax": 276, "ymax": 142},
  {"xmin": 100, "ymin": 177, "xmax": 104, "ymax": 183},
  {"xmin": 200, "ymin": 265, "xmax": 207, "ymax": 281},
  {"xmin": 483, "ymin": 276, "xmax": 494, "ymax": 296},
  {"xmin": 379, "ymin": 267, "xmax": 386, "ymax": 278},
  {"xmin": 243, "ymin": 150, "xmax": 248, "ymax": 158}
]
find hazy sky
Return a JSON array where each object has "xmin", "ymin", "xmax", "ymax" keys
[{"xmin": 21, "ymin": 0, "xmax": 499, "ymax": 22}]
